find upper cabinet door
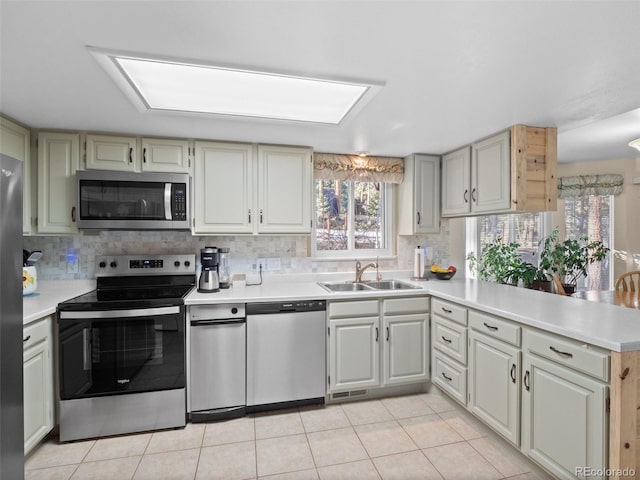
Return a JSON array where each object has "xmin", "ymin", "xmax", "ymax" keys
[
  {"xmin": 471, "ymin": 130, "xmax": 511, "ymax": 213},
  {"xmin": 0, "ymin": 117, "xmax": 32, "ymax": 234},
  {"xmin": 257, "ymin": 145, "xmax": 312, "ymax": 234},
  {"xmin": 86, "ymin": 134, "xmax": 137, "ymax": 172},
  {"xmin": 441, "ymin": 146, "xmax": 471, "ymax": 216},
  {"xmin": 141, "ymin": 138, "xmax": 190, "ymax": 173},
  {"xmin": 414, "ymin": 155, "xmax": 440, "ymax": 233},
  {"xmin": 193, "ymin": 141, "xmax": 254, "ymax": 234},
  {"xmin": 38, "ymin": 132, "xmax": 80, "ymax": 234}
]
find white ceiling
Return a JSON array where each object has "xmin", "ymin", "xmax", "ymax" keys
[{"xmin": 1, "ymin": 1, "xmax": 639, "ymax": 163}]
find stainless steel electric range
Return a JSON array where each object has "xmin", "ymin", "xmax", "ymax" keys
[{"xmin": 56, "ymin": 254, "xmax": 195, "ymax": 442}]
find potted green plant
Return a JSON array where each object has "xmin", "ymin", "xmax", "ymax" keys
[
  {"xmin": 467, "ymin": 238, "xmax": 540, "ymax": 287},
  {"xmin": 539, "ymin": 228, "xmax": 609, "ymax": 294}
]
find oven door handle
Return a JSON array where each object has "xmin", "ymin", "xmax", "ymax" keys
[
  {"xmin": 165, "ymin": 183, "xmax": 172, "ymax": 220},
  {"xmin": 83, "ymin": 327, "xmax": 92, "ymax": 371},
  {"xmin": 59, "ymin": 306, "xmax": 181, "ymax": 319}
]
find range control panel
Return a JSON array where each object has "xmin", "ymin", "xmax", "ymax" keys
[{"xmin": 95, "ymin": 254, "xmax": 196, "ymax": 277}]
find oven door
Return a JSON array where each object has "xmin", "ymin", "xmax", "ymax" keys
[{"xmin": 58, "ymin": 306, "xmax": 185, "ymax": 400}]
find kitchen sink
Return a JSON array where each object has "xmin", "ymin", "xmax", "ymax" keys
[
  {"xmin": 318, "ymin": 282, "xmax": 375, "ymax": 292},
  {"xmin": 366, "ymin": 280, "xmax": 421, "ymax": 290},
  {"xmin": 318, "ymin": 279, "xmax": 421, "ymax": 292}
]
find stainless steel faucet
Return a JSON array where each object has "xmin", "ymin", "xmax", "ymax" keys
[{"xmin": 355, "ymin": 260, "xmax": 379, "ymax": 283}]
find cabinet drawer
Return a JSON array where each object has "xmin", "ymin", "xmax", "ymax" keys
[
  {"xmin": 329, "ymin": 300, "xmax": 379, "ymax": 318},
  {"xmin": 23, "ymin": 316, "xmax": 51, "ymax": 351},
  {"xmin": 432, "ymin": 351, "xmax": 467, "ymax": 406},
  {"xmin": 383, "ymin": 296, "xmax": 429, "ymax": 315},
  {"xmin": 525, "ymin": 329, "xmax": 609, "ymax": 382},
  {"xmin": 432, "ymin": 316, "xmax": 467, "ymax": 364},
  {"xmin": 469, "ymin": 310, "xmax": 521, "ymax": 347},
  {"xmin": 431, "ymin": 298, "xmax": 467, "ymax": 325}
]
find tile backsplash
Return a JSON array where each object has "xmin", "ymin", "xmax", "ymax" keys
[{"xmin": 24, "ymin": 222, "xmax": 453, "ymax": 280}]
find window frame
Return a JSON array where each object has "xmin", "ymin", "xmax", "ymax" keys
[
  {"xmin": 465, "ymin": 212, "xmax": 551, "ymax": 279},
  {"xmin": 312, "ymin": 180, "xmax": 393, "ymax": 260}
]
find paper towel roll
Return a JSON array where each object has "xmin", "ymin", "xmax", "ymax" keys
[{"xmin": 414, "ymin": 246, "xmax": 425, "ymax": 278}]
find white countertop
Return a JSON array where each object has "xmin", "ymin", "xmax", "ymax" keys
[
  {"xmin": 23, "ymin": 280, "xmax": 95, "ymax": 325},
  {"xmin": 24, "ymin": 275, "xmax": 640, "ymax": 352},
  {"xmin": 186, "ymin": 274, "xmax": 640, "ymax": 352}
]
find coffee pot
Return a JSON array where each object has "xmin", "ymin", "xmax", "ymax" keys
[{"xmin": 198, "ymin": 247, "xmax": 220, "ymax": 293}]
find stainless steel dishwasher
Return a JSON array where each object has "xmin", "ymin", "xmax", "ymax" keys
[
  {"xmin": 189, "ymin": 304, "xmax": 246, "ymax": 422},
  {"xmin": 246, "ymin": 300, "xmax": 326, "ymax": 410}
]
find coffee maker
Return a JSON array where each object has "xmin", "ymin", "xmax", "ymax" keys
[{"xmin": 198, "ymin": 247, "xmax": 220, "ymax": 293}]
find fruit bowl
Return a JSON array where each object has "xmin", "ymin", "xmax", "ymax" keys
[{"xmin": 434, "ymin": 270, "xmax": 456, "ymax": 280}]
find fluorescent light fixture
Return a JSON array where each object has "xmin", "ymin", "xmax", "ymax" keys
[
  {"xmin": 88, "ymin": 48, "xmax": 382, "ymax": 125},
  {"xmin": 629, "ymin": 138, "xmax": 640, "ymax": 152}
]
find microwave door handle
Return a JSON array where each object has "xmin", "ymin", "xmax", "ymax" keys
[{"xmin": 164, "ymin": 183, "xmax": 172, "ymax": 220}]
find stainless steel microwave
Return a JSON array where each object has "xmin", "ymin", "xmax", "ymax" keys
[{"xmin": 76, "ymin": 170, "xmax": 190, "ymax": 230}]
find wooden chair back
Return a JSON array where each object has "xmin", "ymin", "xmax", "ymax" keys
[{"xmin": 615, "ymin": 271, "xmax": 640, "ymax": 292}]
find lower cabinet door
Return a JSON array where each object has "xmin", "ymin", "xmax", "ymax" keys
[
  {"xmin": 522, "ymin": 353, "xmax": 608, "ymax": 479},
  {"xmin": 468, "ymin": 331, "xmax": 520, "ymax": 445},
  {"xmin": 329, "ymin": 317, "xmax": 380, "ymax": 392},
  {"xmin": 23, "ymin": 339, "xmax": 53, "ymax": 454},
  {"xmin": 383, "ymin": 314, "xmax": 429, "ymax": 385}
]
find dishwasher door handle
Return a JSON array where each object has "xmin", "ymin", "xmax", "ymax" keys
[{"xmin": 190, "ymin": 319, "xmax": 246, "ymax": 326}]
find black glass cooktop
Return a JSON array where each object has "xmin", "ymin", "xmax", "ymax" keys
[{"xmin": 58, "ymin": 274, "xmax": 195, "ymax": 311}]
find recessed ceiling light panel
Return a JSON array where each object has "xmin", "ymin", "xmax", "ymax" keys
[{"xmin": 89, "ymin": 47, "xmax": 383, "ymax": 125}]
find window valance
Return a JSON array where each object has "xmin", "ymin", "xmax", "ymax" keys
[
  {"xmin": 557, "ymin": 174, "xmax": 624, "ymax": 198},
  {"xmin": 313, "ymin": 153, "xmax": 404, "ymax": 184}
]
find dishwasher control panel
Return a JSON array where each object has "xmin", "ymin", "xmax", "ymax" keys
[
  {"xmin": 246, "ymin": 300, "xmax": 326, "ymax": 315},
  {"xmin": 190, "ymin": 303, "xmax": 245, "ymax": 320}
]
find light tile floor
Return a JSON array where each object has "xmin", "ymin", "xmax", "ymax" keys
[{"xmin": 25, "ymin": 391, "xmax": 555, "ymax": 480}]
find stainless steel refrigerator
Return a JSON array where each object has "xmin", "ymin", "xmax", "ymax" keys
[{"xmin": 0, "ymin": 153, "xmax": 24, "ymax": 479}]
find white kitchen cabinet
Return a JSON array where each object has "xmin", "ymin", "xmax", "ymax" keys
[
  {"xmin": 397, "ymin": 154, "xmax": 440, "ymax": 234},
  {"xmin": 0, "ymin": 117, "xmax": 32, "ymax": 234},
  {"xmin": 441, "ymin": 146, "xmax": 471, "ymax": 216},
  {"xmin": 431, "ymin": 298, "xmax": 468, "ymax": 406},
  {"xmin": 85, "ymin": 134, "xmax": 138, "ymax": 171},
  {"xmin": 23, "ymin": 316, "xmax": 54, "ymax": 455},
  {"xmin": 85, "ymin": 135, "xmax": 190, "ymax": 173},
  {"xmin": 441, "ymin": 125, "xmax": 557, "ymax": 217},
  {"xmin": 193, "ymin": 141, "xmax": 254, "ymax": 234},
  {"xmin": 382, "ymin": 297, "xmax": 429, "ymax": 385},
  {"xmin": 140, "ymin": 138, "xmax": 190, "ymax": 173},
  {"xmin": 329, "ymin": 316, "xmax": 381, "ymax": 392},
  {"xmin": 468, "ymin": 330, "xmax": 520, "ymax": 445},
  {"xmin": 328, "ymin": 296, "xmax": 429, "ymax": 394},
  {"xmin": 442, "ymin": 131, "xmax": 510, "ymax": 216},
  {"xmin": 522, "ymin": 328, "xmax": 609, "ymax": 479},
  {"xmin": 37, "ymin": 132, "xmax": 80, "ymax": 234},
  {"xmin": 257, "ymin": 145, "xmax": 312, "ymax": 234},
  {"xmin": 193, "ymin": 142, "xmax": 312, "ymax": 235}
]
